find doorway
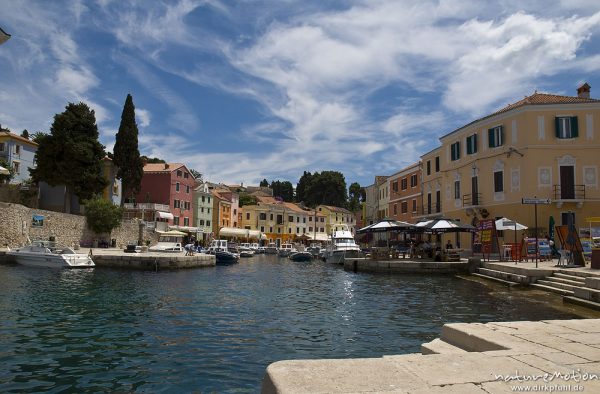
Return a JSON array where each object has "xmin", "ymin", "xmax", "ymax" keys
[{"xmin": 560, "ymin": 166, "xmax": 575, "ymax": 199}]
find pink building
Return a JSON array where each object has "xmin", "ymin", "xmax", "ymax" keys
[{"xmin": 135, "ymin": 163, "xmax": 195, "ymax": 227}]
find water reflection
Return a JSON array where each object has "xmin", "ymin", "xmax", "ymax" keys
[{"xmin": 0, "ymin": 257, "xmax": 596, "ymax": 393}]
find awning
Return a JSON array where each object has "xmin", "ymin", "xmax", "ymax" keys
[
  {"xmin": 156, "ymin": 211, "xmax": 174, "ymax": 220},
  {"xmin": 156, "ymin": 230, "xmax": 187, "ymax": 236},
  {"xmin": 307, "ymin": 233, "xmax": 330, "ymax": 242},
  {"xmin": 219, "ymin": 227, "xmax": 265, "ymax": 239}
]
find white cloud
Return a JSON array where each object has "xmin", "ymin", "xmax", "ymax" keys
[{"xmin": 136, "ymin": 109, "xmax": 151, "ymax": 127}]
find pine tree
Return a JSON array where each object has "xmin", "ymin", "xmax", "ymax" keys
[
  {"xmin": 113, "ymin": 94, "xmax": 144, "ymax": 204},
  {"xmin": 31, "ymin": 102, "xmax": 107, "ymax": 211}
]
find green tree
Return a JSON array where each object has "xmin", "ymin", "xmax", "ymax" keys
[
  {"xmin": 348, "ymin": 182, "xmax": 364, "ymax": 212},
  {"xmin": 259, "ymin": 178, "xmax": 269, "ymax": 187},
  {"xmin": 113, "ymin": 94, "xmax": 144, "ymax": 205},
  {"xmin": 30, "ymin": 102, "xmax": 107, "ymax": 212},
  {"xmin": 84, "ymin": 197, "xmax": 123, "ymax": 235},
  {"xmin": 20, "ymin": 129, "xmax": 29, "ymax": 139},
  {"xmin": 295, "ymin": 171, "xmax": 313, "ymax": 204},
  {"xmin": 0, "ymin": 158, "xmax": 14, "ymax": 183},
  {"xmin": 239, "ymin": 193, "xmax": 257, "ymax": 207},
  {"xmin": 270, "ymin": 180, "xmax": 294, "ymax": 201},
  {"xmin": 189, "ymin": 169, "xmax": 203, "ymax": 180},
  {"xmin": 31, "ymin": 131, "xmax": 47, "ymax": 144},
  {"xmin": 141, "ymin": 156, "xmax": 165, "ymax": 164},
  {"xmin": 303, "ymin": 171, "xmax": 347, "ymax": 208}
]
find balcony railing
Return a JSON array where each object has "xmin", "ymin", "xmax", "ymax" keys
[
  {"xmin": 553, "ymin": 185, "xmax": 585, "ymax": 200},
  {"xmin": 462, "ymin": 193, "xmax": 482, "ymax": 207},
  {"xmin": 420, "ymin": 202, "xmax": 441, "ymax": 215},
  {"xmin": 123, "ymin": 202, "xmax": 170, "ymax": 212}
]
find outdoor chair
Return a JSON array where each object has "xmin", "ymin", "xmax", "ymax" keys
[{"xmin": 557, "ymin": 249, "xmax": 571, "ymax": 266}]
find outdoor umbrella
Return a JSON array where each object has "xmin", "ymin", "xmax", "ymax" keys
[
  {"xmin": 356, "ymin": 218, "xmax": 414, "ymax": 233},
  {"xmin": 414, "ymin": 218, "xmax": 476, "ymax": 233},
  {"xmin": 0, "ymin": 165, "xmax": 9, "ymax": 175},
  {"xmin": 494, "ymin": 217, "xmax": 528, "ymax": 231}
]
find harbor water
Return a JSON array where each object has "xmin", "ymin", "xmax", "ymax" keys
[{"xmin": 0, "ymin": 254, "xmax": 590, "ymax": 392}]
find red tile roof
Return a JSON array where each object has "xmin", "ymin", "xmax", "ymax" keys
[
  {"xmin": 143, "ymin": 163, "xmax": 186, "ymax": 173},
  {"xmin": 0, "ymin": 130, "xmax": 38, "ymax": 146}
]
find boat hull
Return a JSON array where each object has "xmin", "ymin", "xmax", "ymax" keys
[
  {"xmin": 289, "ymin": 252, "xmax": 313, "ymax": 262},
  {"xmin": 8, "ymin": 251, "xmax": 95, "ymax": 268},
  {"xmin": 215, "ymin": 251, "xmax": 239, "ymax": 265}
]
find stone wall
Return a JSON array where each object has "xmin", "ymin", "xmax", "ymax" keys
[{"xmin": 0, "ymin": 202, "xmax": 157, "ymax": 248}]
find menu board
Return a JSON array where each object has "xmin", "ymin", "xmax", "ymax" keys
[{"xmin": 478, "ymin": 219, "xmax": 496, "ymax": 256}]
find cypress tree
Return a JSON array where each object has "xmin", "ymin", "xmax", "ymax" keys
[{"xmin": 113, "ymin": 94, "xmax": 144, "ymax": 204}]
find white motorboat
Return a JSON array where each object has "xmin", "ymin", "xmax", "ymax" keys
[
  {"xmin": 207, "ymin": 239, "xmax": 239, "ymax": 264},
  {"xmin": 264, "ymin": 242, "xmax": 278, "ymax": 254},
  {"xmin": 278, "ymin": 243, "xmax": 297, "ymax": 257},
  {"xmin": 324, "ymin": 225, "xmax": 362, "ymax": 265},
  {"xmin": 149, "ymin": 231, "xmax": 185, "ymax": 252},
  {"xmin": 7, "ymin": 241, "xmax": 95, "ymax": 268}
]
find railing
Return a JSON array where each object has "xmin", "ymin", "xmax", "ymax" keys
[
  {"xmin": 553, "ymin": 184, "xmax": 586, "ymax": 200},
  {"xmin": 123, "ymin": 202, "xmax": 170, "ymax": 211},
  {"xmin": 462, "ymin": 193, "xmax": 482, "ymax": 207},
  {"xmin": 421, "ymin": 202, "xmax": 441, "ymax": 215}
]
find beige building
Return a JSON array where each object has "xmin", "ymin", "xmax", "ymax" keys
[
  {"xmin": 317, "ymin": 205, "xmax": 356, "ymax": 235},
  {"xmin": 433, "ymin": 83, "xmax": 600, "ymax": 248}
]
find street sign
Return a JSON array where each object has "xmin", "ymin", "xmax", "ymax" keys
[
  {"xmin": 502, "ymin": 221, "xmax": 516, "ymax": 226},
  {"xmin": 522, "ymin": 198, "xmax": 552, "ymax": 205}
]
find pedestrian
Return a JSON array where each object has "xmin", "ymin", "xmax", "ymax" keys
[{"xmin": 446, "ymin": 240, "xmax": 453, "ymax": 249}]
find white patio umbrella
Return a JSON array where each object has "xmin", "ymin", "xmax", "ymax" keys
[
  {"xmin": 495, "ymin": 217, "xmax": 528, "ymax": 231},
  {"xmin": 414, "ymin": 218, "xmax": 476, "ymax": 233},
  {"xmin": 0, "ymin": 165, "xmax": 9, "ymax": 175},
  {"xmin": 357, "ymin": 218, "xmax": 414, "ymax": 234}
]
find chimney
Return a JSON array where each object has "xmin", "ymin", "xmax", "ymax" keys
[
  {"xmin": 577, "ymin": 82, "xmax": 591, "ymax": 99},
  {"xmin": 164, "ymin": 163, "xmax": 169, "ymax": 170}
]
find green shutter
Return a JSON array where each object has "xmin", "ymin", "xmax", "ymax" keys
[
  {"xmin": 499, "ymin": 126, "xmax": 504, "ymax": 146},
  {"xmin": 474, "ymin": 134, "xmax": 478, "ymax": 152},
  {"xmin": 488, "ymin": 128, "xmax": 494, "ymax": 147},
  {"xmin": 571, "ymin": 116, "xmax": 578, "ymax": 137},
  {"xmin": 555, "ymin": 117, "xmax": 560, "ymax": 138},
  {"xmin": 466, "ymin": 137, "xmax": 471, "ymax": 154},
  {"xmin": 456, "ymin": 142, "xmax": 460, "ymax": 159}
]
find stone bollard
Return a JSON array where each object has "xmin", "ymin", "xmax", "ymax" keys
[{"xmin": 467, "ymin": 257, "xmax": 482, "ymax": 273}]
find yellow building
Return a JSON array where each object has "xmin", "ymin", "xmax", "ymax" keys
[
  {"xmin": 316, "ymin": 205, "xmax": 356, "ymax": 235},
  {"xmin": 431, "ymin": 83, "xmax": 600, "ymax": 249}
]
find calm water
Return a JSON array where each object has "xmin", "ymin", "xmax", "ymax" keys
[{"xmin": 0, "ymin": 255, "xmax": 588, "ymax": 392}]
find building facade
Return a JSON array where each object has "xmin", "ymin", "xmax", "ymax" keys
[
  {"xmin": 317, "ymin": 205, "xmax": 356, "ymax": 235},
  {"xmin": 434, "ymin": 83, "xmax": 600, "ymax": 248},
  {"xmin": 388, "ymin": 162, "xmax": 421, "ymax": 223},
  {"xmin": 193, "ymin": 182, "xmax": 213, "ymax": 241},
  {"xmin": 0, "ymin": 130, "xmax": 37, "ymax": 184}
]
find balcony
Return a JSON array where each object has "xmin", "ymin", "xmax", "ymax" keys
[
  {"xmin": 553, "ymin": 185, "xmax": 586, "ymax": 208},
  {"xmin": 462, "ymin": 193, "xmax": 482, "ymax": 207},
  {"xmin": 123, "ymin": 202, "xmax": 170, "ymax": 212}
]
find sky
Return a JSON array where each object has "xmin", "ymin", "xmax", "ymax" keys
[{"xmin": 2, "ymin": 1, "xmax": 600, "ymax": 188}]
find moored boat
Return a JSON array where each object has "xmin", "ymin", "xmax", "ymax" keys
[
  {"xmin": 264, "ymin": 242, "xmax": 278, "ymax": 254},
  {"xmin": 207, "ymin": 239, "xmax": 239, "ymax": 264},
  {"xmin": 7, "ymin": 240, "xmax": 95, "ymax": 268},
  {"xmin": 324, "ymin": 225, "xmax": 362, "ymax": 265},
  {"xmin": 289, "ymin": 251, "xmax": 313, "ymax": 262},
  {"xmin": 278, "ymin": 243, "xmax": 297, "ymax": 257}
]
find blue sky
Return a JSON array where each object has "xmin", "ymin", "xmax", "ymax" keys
[{"xmin": 1, "ymin": 1, "xmax": 600, "ymax": 188}]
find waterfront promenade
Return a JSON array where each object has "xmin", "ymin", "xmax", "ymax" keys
[{"xmin": 262, "ymin": 318, "xmax": 600, "ymax": 393}]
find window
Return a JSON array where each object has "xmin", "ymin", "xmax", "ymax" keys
[
  {"xmin": 270, "ymin": 214, "xmax": 273, "ymax": 220},
  {"xmin": 488, "ymin": 126, "xmax": 503, "ymax": 148},
  {"xmin": 494, "ymin": 171, "xmax": 504, "ymax": 193},
  {"xmin": 207, "ymin": 208, "xmax": 210, "ymax": 214},
  {"xmin": 401, "ymin": 201, "xmax": 408, "ymax": 214},
  {"xmin": 206, "ymin": 220, "xmax": 210, "ymax": 226},
  {"xmin": 288, "ymin": 215, "xmax": 293, "ymax": 222},
  {"xmin": 269, "ymin": 226, "xmax": 273, "ymax": 233},
  {"xmin": 412, "ymin": 199, "xmax": 417, "ymax": 213},
  {"xmin": 393, "ymin": 204, "xmax": 397, "ymax": 215},
  {"xmin": 184, "ymin": 201, "xmax": 190, "ymax": 210},
  {"xmin": 392, "ymin": 181, "xmax": 398, "ymax": 192},
  {"xmin": 176, "ymin": 182, "xmax": 180, "ymax": 192},
  {"xmin": 401, "ymin": 178, "xmax": 408, "ymax": 190},
  {"xmin": 173, "ymin": 217, "xmax": 180, "ymax": 225},
  {"xmin": 201, "ymin": 196, "xmax": 205, "ymax": 203},
  {"xmin": 427, "ymin": 193, "xmax": 432, "ymax": 214},
  {"xmin": 15, "ymin": 145, "xmax": 21, "ymax": 155},
  {"xmin": 436, "ymin": 190, "xmax": 441, "ymax": 213},
  {"xmin": 184, "ymin": 172, "xmax": 189, "ymax": 179},
  {"xmin": 13, "ymin": 162, "xmax": 20, "ymax": 174},
  {"xmin": 173, "ymin": 199, "xmax": 180, "ymax": 208},
  {"xmin": 260, "ymin": 226, "xmax": 265, "ymax": 232},
  {"xmin": 435, "ymin": 156, "xmax": 440, "ymax": 172},
  {"xmin": 246, "ymin": 213, "xmax": 250, "ymax": 220},
  {"xmin": 184, "ymin": 217, "xmax": 189, "ymax": 226},
  {"xmin": 186, "ymin": 185, "xmax": 190, "ymax": 193},
  {"xmin": 208, "ymin": 197, "xmax": 211, "ymax": 203},
  {"xmin": 309, "ymin": 216, "xmax": 313, "ymax": 222},
  {"xmin": 0, "ymin": 142, "xmax": 4, "ymax": 152},
  {"xmin": 199, "ymin": 220, "xmax": 204, "ymax": 226},
  {"xmin": 320, "ymin": 217, "xmax": 324, "ymax": 222},
  {"xmin": 451, "ymin": 142, "xmax": 460, "ymax": 161},
  {"xmin": 259, "ymin": 212, "xmax": 267, "ymax": 220},
  {"xmin": 426, "ymin": 160, "xmax": 431, "ymax": 176},
  {"xmin": 466, "ymin": 134, "xmax": 478, "ymax": 154},
  {"xmin": 201, "ymin": 207, "xmax": 204, "ymax": 213},
  {"xmin": 177, "ymin": 170, "xmax": 182, "ymax": 177},
  {"xmin": 309, "ymin": 227, "xmax": 313, "ymax": 232},
  {"xmin": 454, "ymin": 181, "xmax": 460, "ymax": 200},
  {"xmin": 410, "ymin": 174, "xmax": 417, "ymax": 187},
  {"xmin": 555, "ymin": 116, "xmax": 578, "ymax": 139},
  {"xmin": 277, "ymin": 215, "xmax": 283, "ymax": 224}
]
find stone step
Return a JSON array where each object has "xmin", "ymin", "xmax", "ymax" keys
[
  {"xmin": 440, "ymin": 324, "xmax": 508, "ymax": 352},
  {"xmin": 471, "ymin": 272, "xmax": 520, "ymax": 287},
  {"xmin": 421, "ymin": 338, "xmax": 468, "ymax": 355},
  {"xmin": 535, "ymin": 280, "xmax": 576, "ymax": 291},
  {"xmin": 477, "ymin": 268, "xmax": 528, "ymax": 284},
  {"xmin": 543, "ymin": 276, "xmax": 586, "ymax": 286},
  {"xmin": 573, "ymin": 286, "xmax": 600, "ymax": 303},
  {"xmin": 563, "ymin": 296, "xmax": 600, "ymax": 311},
  {"xmin": 554, "ymin": 272, "xmax": 587, "ymax": 282},
  {"xmin": 530, "ymin": 283, "xmax": 574, "ymax": 296}
]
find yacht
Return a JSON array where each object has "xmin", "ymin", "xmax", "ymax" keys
[
  {"xmin": 278, "ymin": 243, "xmax": 297, "ymax": 257},
  {"xmin": 264, "ymin": 242, "xmax": 278, "ymax": 254},
  {"xmin": 7, "ymin": 240, "xmax": 95, "ymax": 268},
  {"xmin": 207, "ymin": 239, "xmax": 239, "ymax": 264},
  {"xmin": 324, "ymin": 225, "xmax": 362, "ymax": 265}
]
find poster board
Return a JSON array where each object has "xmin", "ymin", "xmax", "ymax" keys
[
  {"xmin": 523, "ymin": 238, "xmax": 538, "ymax": 260},
  {"xmin": 32, "ymin": 214, "xmax": 44, "ymax": 228},
  {"xmin": 477, "ymin": 219, "xmax": 496, "ymax": 261},
  {"xmin": 581, "ymin": 238, "xmax": 592, "ymax": 260}
]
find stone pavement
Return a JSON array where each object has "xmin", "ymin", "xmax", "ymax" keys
[{"xmin": 262, "ymin": 319, "xmax": 600, "ymax": 393}]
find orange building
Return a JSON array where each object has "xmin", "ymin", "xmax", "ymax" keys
[{"xmin": 387, "ymin": 162, "xmax": 421, "ymax": 223}]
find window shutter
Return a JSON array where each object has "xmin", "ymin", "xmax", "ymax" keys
[
  {"xmin": 571, "ymin": 116, "xmax": 578, "ymax": 137},
  {"xmin": 456, "ymin": 142, "xmax": 460, "ymax": 159},
  {"xmin": 474, "ymin": 134, "xmax": 478, "ymax": 152},
  {"xmin": 555, "ymin": 117, "xmax": 560, "ymax": 138},
  {"xmin": 488, "ymin": 128, "xmax": 494, "ymax": 147},
  {"xmin": 499, "ymin": 126, "xmax": 504, "ymax": 146}
]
